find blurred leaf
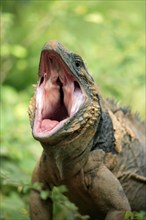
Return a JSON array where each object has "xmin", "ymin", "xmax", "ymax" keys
[
  {"xmin": 10, "ymin": 45, "xmax": 27, "ymax": 58},
  {"xmin": 124, "ymin": 211, "xmax": 134, "ymax": 220},
  {"xmin": 40, "ymin": 190, "xmax": 50, "ymax": 200},
  {"xmin": 124, "ymin": 211, "xmax": 146, "ymax": 220},
  {"xmin": 1, "ymin": 192, "xmax": 29, "ymax": 220},
  {"xmin": 85, "ymin": 13, "xmax": 104, "ymax": 24},
  {"xmin": 135, "ymin": 211, "xmax": 146, "ymax": 220},
  {"xmin": 32, "ymin": 182, "xmax": 43, "ymax": 192}
]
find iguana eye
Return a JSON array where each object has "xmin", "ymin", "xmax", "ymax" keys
[
  {"xmin": 75, "ymin": 60, "xmax": 81, "ymax": 68},
  {"xmin": 74, "ymin": 57, "xmax": 83, "ymax": 68},
  {"xmin": 72, "ymin": 54, "xmax": 83, "ymax": 68}
]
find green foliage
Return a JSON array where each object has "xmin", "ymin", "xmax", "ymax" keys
[
  {"xmin": 124, "ymin": 211, "xmax": 146, "ymax": 220},
  {"xmin": 0, "ymin": 85, "xmax": 40, "ymax": 220},
  {"xmin": 41, "ymin": 185, "xmax": 89, "ymax": 220},
  {"xmin": 1, "ymin": 1, "xmax": 145, "ymax": 220}
]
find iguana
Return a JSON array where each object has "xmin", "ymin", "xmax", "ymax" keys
[{"xmin": 28, "ymin": 40, "xmax": 146, "ymax": 220}]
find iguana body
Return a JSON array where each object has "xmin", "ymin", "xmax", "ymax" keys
[{"xmin": 28, "ymin": 40, "xmax": 146, "ymax": 220}]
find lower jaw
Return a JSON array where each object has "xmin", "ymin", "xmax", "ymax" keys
[{"xmin": 32, "ymin": 117, "xmax": 68, "ymax": 139}]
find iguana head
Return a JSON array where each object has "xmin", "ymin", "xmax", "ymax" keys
[{"xmin": 28, "ymin": 40, "xmax": 101, "ymax": 146}]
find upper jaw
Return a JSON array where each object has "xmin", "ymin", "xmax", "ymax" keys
[{"xmin": 32, "ymin": 50, "xmax": 85, "ymax": 140}]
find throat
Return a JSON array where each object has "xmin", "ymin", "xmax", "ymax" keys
[
  {"xmin": 42, "ymin": 139, "xmax": 91, "ymax": 181},
  {"xmin": 41, "ymin": 77, "xmax": 69, "ymax": 122},
  {"xmin": 40, "ymin": 78, "xmax": 69, "ymax": 132}
]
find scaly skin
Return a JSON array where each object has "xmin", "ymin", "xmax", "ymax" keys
[{"xmin": 28, "ymin": 40, "xmax": 146, "ymax": 220}]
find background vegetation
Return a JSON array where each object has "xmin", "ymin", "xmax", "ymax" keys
[{"xmin": 0, "ymin": 1, "xmax": 145, "ymax": 220}]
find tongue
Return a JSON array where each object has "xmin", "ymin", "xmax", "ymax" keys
[{"xmin": 41, "ymin": 119, "xmax": 59, "ymax": 132}]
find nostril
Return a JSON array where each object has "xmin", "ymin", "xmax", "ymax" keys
[{"xmin": 39, "ymin": 76, "xmax": 44, "ymax": 86}]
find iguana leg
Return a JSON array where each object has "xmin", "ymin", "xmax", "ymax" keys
[
  {"xmin": 85, "ymin": 164, "xmax": 131, "ymax": 220},
  {"xmin": 29, "ymin": 189, "xmax": 53, "ymax": 220}
]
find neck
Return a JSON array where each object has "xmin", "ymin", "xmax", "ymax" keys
[
  {"xmin": 41, "ymin": 124, "xmax": 98, "ymax": 181},
  {"xmin": 92, "ymin": 109, "xmax": 116, "ymax": 153}
]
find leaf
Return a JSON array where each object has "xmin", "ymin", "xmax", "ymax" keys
[
  {"xmin": 124, "ymin": 211, "xmax": 134, "ymax": 220},
  {"xmin": 32, "ymin": 182, "xmax": 43, "ymax": 191},
  {"xmin": 40, "ymin": 190, "xmax": 50, "ymax": 200},
  {"xmin": 135, "ymin": 211, "xmax": 146, "ymax": 220}
]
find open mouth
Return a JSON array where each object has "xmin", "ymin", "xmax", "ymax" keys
[{"xmin": 33, "ymin": 51, "xmax": 85, "ymax": 138}]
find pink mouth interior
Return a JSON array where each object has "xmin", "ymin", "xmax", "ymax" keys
[{"xmin": 33, "ymin": 52, "xmax": 85, "ymax": 137}]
